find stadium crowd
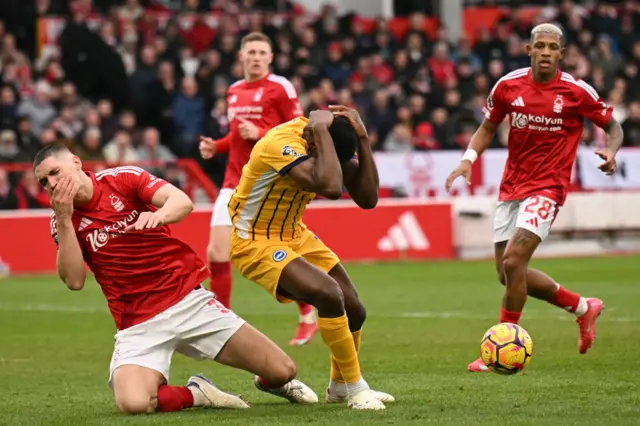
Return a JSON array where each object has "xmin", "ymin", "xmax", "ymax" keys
[{"xmin": 1, "ymin": 0, "xmax": 640, "ymax": 209}]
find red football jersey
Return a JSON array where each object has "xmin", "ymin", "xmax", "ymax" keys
[
  {"xmin": 222, "ymin": 73, "xmax": 302, "ymax": 189},
  {"xmin": 49, "ymin": 166, "xmax": 208, "ymax": 330},
  {"xmin": 483, "ymin": 67, "xmax": 613, "ymax": 205}
]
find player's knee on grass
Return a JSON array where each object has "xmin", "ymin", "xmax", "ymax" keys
[
  {"xmin": 116, "ymin": 393, "xmax": 156, "ymax": 414},
  {"xmin": 263, "ymin": 355, "xmax": 298, "ymax": 386}
]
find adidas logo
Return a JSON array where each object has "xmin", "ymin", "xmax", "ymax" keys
[
  {"xmin": 377, "ymin": 211, "xmax": 430, "ymax": 252},
  {"xmin": 78, "ymin": 217, "xmax": 93, "ymax": 232},
  {"xmin": 526, "ymin": 217, "xmax": 539, "ymax": 228},
  {"xmin": 511, "ymin": 96, "xmax": 525, "ymax": 107}
]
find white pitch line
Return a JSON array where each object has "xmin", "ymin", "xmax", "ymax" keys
[{"xmin": 0, "ymin": 304, "xmax": 636, "ymax": 323}]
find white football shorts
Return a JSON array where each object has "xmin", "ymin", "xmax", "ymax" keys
[
  {"xmin": 210, "ymin": 188, "xmax": 234, "ymax": 228},
  {"xmin": 493, "ymin": 195, "xmax": 560, "ymax": 243},
  {"xmin": 108, "ymin": 286, "xmax": 245, "ymax": 385}
]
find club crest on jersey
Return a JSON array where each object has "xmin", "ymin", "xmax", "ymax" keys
[
  {"xmin": 282, "ymin": 145, "xmax": 303, "ymax": 158},
  {"xmin": 229, "ymin": 94, "xmax": 238, "ymax": 104},
  {"xmin": 109, "ymin": 194, "xmax": 124, "ymax": 212},
  {"xmin": 273, "ymin": 250, "xmax": 287, "ymax": 262},
  {"xmin": 553, "ymin": 95, "xmax": 564, "ymax": 114}
]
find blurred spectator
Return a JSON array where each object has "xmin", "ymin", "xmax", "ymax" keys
[
  {"xmin": 17, "ymin": 81, "xmax": 56, "ymax": 137},
  {"xmin": 103, "ymin": 130, "xmax": 139, "ymax": 163},
  {"xmin": 172, "ymin": 76, "xmax": 205, "ymax": 156}
]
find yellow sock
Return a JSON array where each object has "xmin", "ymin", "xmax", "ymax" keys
[
  {"xmin": 330, "ymin": 329, "xmax": 362, "ymax": 383},
  {"xmin": 319, "ymin": 315, "xmax": 361, "ymax": 384}
]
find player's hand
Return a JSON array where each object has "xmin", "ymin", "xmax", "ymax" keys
[
  {"xmin": 445, "ymin": 160, "xmax": 473, "ymax": 192},
  {"xmin": 50, "ymin": 176, "xmax": 79, "ymax": 221},
  {"xmin": 595, "ymin": 149, "xmax": 617, "ymax": 176},
  {"xmin": 309, "ymin": 110, "xmax": 335, "ymax": 128},
  {"xmin": 125, "ymin": 212, "xmax": 164, "ymax": 232},
  {"xmin": 199, "ymin": 136, "xmax": 217, "ymax": 159},
  {"xmin": 328, "ymin": 105, "xmax": 368, "ymax": 140},
  {"xmin": 238, "ymin": 118, "xmax": 260, "ymax": 141}
]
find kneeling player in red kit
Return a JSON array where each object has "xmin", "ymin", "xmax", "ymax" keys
[
  {"xmin": 34, "ymin": 144, "xmax": 317, "ymax": 413},
  {"xmin": 445, "ymin": 23, "xmax": 623, "ymax": 372}
]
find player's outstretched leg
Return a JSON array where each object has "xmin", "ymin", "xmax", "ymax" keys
[
  {"xmin": 494, "ymin": 243, "xmax": 605, "ymax": 354},
  {"xmin": 111, "ymin": 365, "xmax": 247, "ymax": 414},
  {"xmin": 207, "ymin": 224, "xmax": 233, "ymax": 308},
  {"xmin": 215, "ymin": 322, "xmax": 318, "ymax": 404},
  {"xmin": 290, "ymin": 302, "xmax": 319, "ymax": 346},
  {"xmin": 278, "ymin": 259, "xmax": 385, "ymax": 410},
  {"xmin": 469, "ymin": 235, "xmax": 606, "ymax": 372},
  {"xmin": 324, "ymin": 264, "xmax": 395, "ymax": 403}
]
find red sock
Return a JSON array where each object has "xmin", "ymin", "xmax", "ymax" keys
[
  {"xmin": 156, "ymin": 385, "xmax": 194, "ymax": 412},
  {"xmin": 209, "ymin": 261, "xmax": 232, "ymax": 308},
  {"xmin": 297, "ymin": 302, "xmax": 314, "ymax": 320},
  {"xmin": 258, "ymin": 376, "xmax": 282, "ymax": 389},
  {"xmin": 499, "ymin": 307, "xmax": 522, "ymax": 324},
  {"xmin": 548, "ymin": 285, "xmax": 581, "ymax": 312}
]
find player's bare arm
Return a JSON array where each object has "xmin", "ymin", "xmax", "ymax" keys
[
  {"xmin": 129, "ymin": 184, "xmax": 194, "ymax": 231},
  {"xmin": 51, "ymin": 176, "xmax": 86, "ymax": 290},
  {"xmin": 445, "ymin": 119, "xmax": 499, "ymax": 191},
  {"xmin": 329, "ymin": 105, "xmax": 379, "ymax": 209},
  {"xmin": 596, "ymin": 117, "xmax": 624, "ymax": 176},
  {"xmin": 287, "ymin": 111, "xmax": 343, "ymax": 199}
]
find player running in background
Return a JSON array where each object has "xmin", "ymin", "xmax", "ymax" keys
[
  {"xmin": 33, "ymin": 144, "xmax": 317, "ymax": 414},
  {"xmin": 199, "ymin": 32, "xmax": 317, "ymax": 346},
  {"xmin": 227, "ymin": 106, "xmax": 394, "ymax": 410},
  {"xmin": 445, "ymin": 23, "xmax": 623, "ymax": 372}
]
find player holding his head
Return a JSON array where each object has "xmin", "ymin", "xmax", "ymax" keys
[
  {"xmin": 446, "ymin": 23, "xmax": 623, "ymax": 372},
  {"xmin": 228, "ymin": 105, "xmax": 394, "ymax": 410},
  {"xmin": 199, "ymin": 32, "xmax": 318, "ymax": 346},
  {"xmin": 33, "ymin": 144, "xmax": 317, "ymax": 414}
]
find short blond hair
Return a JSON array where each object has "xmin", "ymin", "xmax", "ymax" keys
[{"xmin": 530, "ymin": 23, "xmax": 564, "ymax": 43}]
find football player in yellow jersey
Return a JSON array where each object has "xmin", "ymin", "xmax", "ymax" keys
[{"xmin": 228, "ymin": 106, "xmax": 394, "ymax": 411}]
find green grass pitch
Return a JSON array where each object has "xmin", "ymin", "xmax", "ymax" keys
[{"xmin": 1, "ymin": 257, "xmax": 640, "ymax": 425}]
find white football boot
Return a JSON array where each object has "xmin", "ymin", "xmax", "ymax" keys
[
  {"xmin": 186, "ymin": 374, "xmax": 250, "ymax": 409},
  {"xmin": 326, "ymin": 379, "xmax": 395, "ymax": 405},
  {"xmin": 254, "ymin": 376, "xmax": 319, "ymax": 404}
]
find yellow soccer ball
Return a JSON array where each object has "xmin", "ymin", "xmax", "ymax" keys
[{"xmin": 480, "ymin": 323, "xmax": 533, "ymax": 375}]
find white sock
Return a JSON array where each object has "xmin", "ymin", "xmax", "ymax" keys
[
  {"xmin": 574, "ymin": 297, "xmax": 589, "ymax": 317},
  {"xmin": 188, "ymin": 386, "xmax": 207, "ymax": 407},
  {"xmin": 345, "ymin": 378, "xmax": 369, "ymax": 396}
]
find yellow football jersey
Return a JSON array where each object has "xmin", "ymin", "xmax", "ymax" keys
[{"xmin": 228, "ymin": 117, "xmax": 316, "ymax": 241}]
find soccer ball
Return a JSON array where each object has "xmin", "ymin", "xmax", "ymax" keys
[{"xmin": 480, "ymin": 323, "xmax": 533, "ymax": 375}]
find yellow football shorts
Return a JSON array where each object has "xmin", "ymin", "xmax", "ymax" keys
[{"xmin": 230, "ymin": 228, "xmax": 341, "ymax": 303}]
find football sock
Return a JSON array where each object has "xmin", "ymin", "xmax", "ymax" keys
[
  {"xmin": 319, "ymin": 314, "xmax": 361, "ymax": 384},
  {"xmin": 297, "ymin": 302, "xmax": 316, "ymax": 323},
  {"xmin": 209, "ymin": 261, "xmax": 232, "ymax": 308},
  {"xmin": 499, "ymin": 307, "xmax": 522, "ymax": 324},
  {"xmin": 548, "ymin": 285, "xmax": 588, "ymax": 316},
  {"xmin": 330, "ymin": 329, "xmax": 362, "ymax": 383},
  {"xmin": 257, "ymin": 376, "xmax": 286, "ymax": 390},
  {"xmin": 156, "ymin": 385, "xmax": 194, "ymax": 412}
]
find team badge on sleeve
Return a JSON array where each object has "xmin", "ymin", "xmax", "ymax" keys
[
  {"xmin": 273, "ymin": 250, "xmax": 287, "ymax": 262},
  {"xmin": 487, "ymin": 94, "xmax": 494, "ymax": 110}
]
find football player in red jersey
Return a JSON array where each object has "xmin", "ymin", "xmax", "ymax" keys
[
  {"xmin": 445, "ymin": 23, "xmax": 623, "ymax": 372},
  {"xmin": 199, "ymin": 32, "xmax": 318, "ymax": 346},
  {"xmin": 34, "ymin": 143, "xmax": 318, "ymax": 414}
]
